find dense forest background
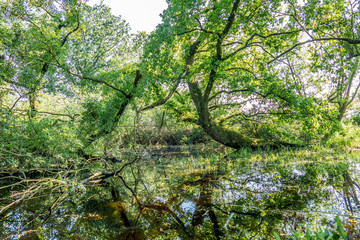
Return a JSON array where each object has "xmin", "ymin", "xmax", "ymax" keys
[{"xmin": 1, "ymin": 0, "xmax": 360, "ymax": 239}]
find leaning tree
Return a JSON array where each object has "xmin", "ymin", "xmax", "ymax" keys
[{"xmin": 143, "ymin": 0, "xmax": 360, "ymax": 148}]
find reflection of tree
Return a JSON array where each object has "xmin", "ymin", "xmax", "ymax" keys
[
  {"xmin": 190, "ymin": 173, "xmax": 223, "ymax": 240},
  {"xmin": 1, "ymin": 152, "xmax": 360, "ymax": 239},
  {"xmin": 341, "ymin": 170, "xmax": 360, "ymax": 239},
  {"xmin": 218, "ymin": 161, "xmax": 355, "ymax": 239},
  {"xmin": 0, "ymin": 169, "xmax": 70, "ymax": 239},
  {"xmin": 109, "ymin": 188, "xmax": 145, "ymax": 240},
  {"xmin": 143, "ymin": 203, "xmax": 190, "ymax": 237},
  {"xmin": 342, "ymin": 171, "xmax": 360, "ymax": 215}
]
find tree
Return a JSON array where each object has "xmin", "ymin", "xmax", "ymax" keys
[
  {"xmin": 0, "ymin": 1, "xmax": 146, "ymax": 151},
  {"xmin": 0, "ymin": 0, "xmax": 81, "ymax": 117},
  {"xmin": 144, "ymin": 0, "xmax": 360, "ymax": 149},
  {"xmin": 63, "ymin": 3, "xmax": 144, "ymax": 146},
  {"xmin": 287, "ymin": 0, "xmax": 360, "ymax": 141}
]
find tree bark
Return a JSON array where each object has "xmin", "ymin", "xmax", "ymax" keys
[{"xmin": 189, "ymin": 85, "xmax": 255, "ymax": 148}]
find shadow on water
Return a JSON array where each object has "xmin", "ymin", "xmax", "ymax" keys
[{"xmin": 1, "ymin": 147, "xmax": 360, "ymax": 239}]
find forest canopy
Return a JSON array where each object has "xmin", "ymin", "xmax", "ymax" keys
[{"xmin": 0, "ymin": 0, "xmax": 360, "ymax": 152}]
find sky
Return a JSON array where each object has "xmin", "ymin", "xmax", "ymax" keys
[{"xmin": 87, "ymin": 0, "xmax": 168, "ymax": 33}]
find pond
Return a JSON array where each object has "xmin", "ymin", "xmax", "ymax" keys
[{"xmin": 1, "ymin": 147, "xmax": 360, "ymax": 239}]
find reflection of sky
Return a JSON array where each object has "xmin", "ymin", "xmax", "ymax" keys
[
  {"xmin": 180, "ymin": 200, "xmax": 196, "ymax": 214},
  {"xmin": 292, "ymin": 169, "xmax": 306, "ymax": 177},
  {"xmin": 215, "ymin": 160, "xmax": 360, "ymax": 229},
  {"xmin": 153, "ymin": 196, "xmax": 167, "ymax": 203}
]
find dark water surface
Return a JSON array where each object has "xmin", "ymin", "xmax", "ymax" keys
[{"xmin": 1, "ymin": 147, "xmax": 360, "ymax": 239}]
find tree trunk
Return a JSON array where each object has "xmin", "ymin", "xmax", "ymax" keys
[
  {"xmin": 28, "ymin": 92, "xmax": 37, "ymax": 118},
  {"xmin": 85, "ymin": 70, "xmax": 142, "ymax": 147},
  {"xmin": 187, "ymin": 81, "xmax": 255, "ymax": 149}
]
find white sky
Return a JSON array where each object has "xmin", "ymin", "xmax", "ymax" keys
[{"xmin": 87, "ymin": 0, "xmax": 168, "ymax": 33}]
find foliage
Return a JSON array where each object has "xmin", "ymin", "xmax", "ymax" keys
[
  {"xmin": 274, "ymin": 217, "xmax": 347, "ymax": 240},
  {"xmin": 142, "ymin": 0, "xmax": 360, "ymax": 148},
  {"xmin": 352, "ymin": 112, "xmax": 360, "ymax": 125},
  {"xmin": 325, "ymin": 119, "xmax": 360, "ymax": 149},
  {"xmin": 119, "ymin": 109, "xmax": 212, "ymax": 147},
  {"xmin": 0, "ymin": 93, "xmax": 82, "ymax": 157},
  {"xmin": 1, "ymin": 0, "xmax": 360, "ymax": 151},
  {"xmin": 1, "ymin": 1, "xmax": 360, "ymax": 238}
]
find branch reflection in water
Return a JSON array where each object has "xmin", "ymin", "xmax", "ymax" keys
[{"xmin": 1, "ymin": 147, "xmax": 360, "ymax": 239}]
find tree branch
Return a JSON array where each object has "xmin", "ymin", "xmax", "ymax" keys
[
  {"xmin": 13, "ymin": 109, "xmax": 79, "ymax": 120},
  {"xmin": 60, "ymin": 21, "xmax": 80, "ymax": 47},
  {"xmin": 209, "ymin": 89, "xmax": 251, "ymax": 101},
  {"xmin": 140, "ymin": 69, "xmax": 186, "ymax": 112},
  {"xmin": 223, "ymin": 30, "xmax": 304, "ymax": 60},
  {"xmin": 67, "ymin": 70, "xmax": 130, "ymax": 97},
  {"xmin": 269, "ymin": 37, "xmax": 360, "ymax": 64},
  {"xmin": 203, "ymin": 0, "xmax": 241, "ymax": 101}
]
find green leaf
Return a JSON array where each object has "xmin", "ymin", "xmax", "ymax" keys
[
  {"xmin": 315, "ymin": 232, "xmax": 325, "ymax": 240},
  {"xmin": 273, "ymin": 232, "xmax": 282, "ymax": 240},
  {"xmin": 335, "ymin": 216, "xmax": 347, "ymax": 239}
]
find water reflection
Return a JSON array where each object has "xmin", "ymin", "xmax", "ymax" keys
[{"xmin": 1, "ymin": 149, "xmax": 360, "ymax": 239}]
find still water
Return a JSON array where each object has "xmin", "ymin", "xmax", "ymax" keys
[{"xmin": 1, "ymin": 147, "xmax": 360, "ymax": 239}]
